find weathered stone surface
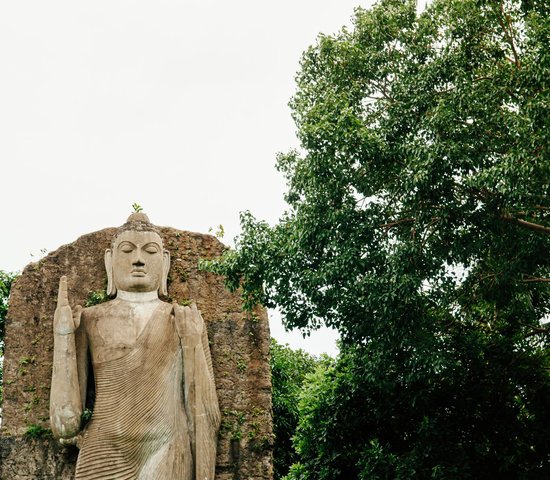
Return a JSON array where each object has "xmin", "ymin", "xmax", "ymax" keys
[
  {"xmin": 2, "ymin": 226, "xmax": 273, "ymax": 479},
  {"xmin": 0, "ymin": 436, "xmax": 78, "ymax": 479}
]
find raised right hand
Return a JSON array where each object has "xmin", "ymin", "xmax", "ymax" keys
[{"xmin": 53, "ymin": 276, "xmax": 82, "ymax": 335}]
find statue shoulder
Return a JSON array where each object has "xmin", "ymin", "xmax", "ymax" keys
[{"xmin": 82, "ymin": 299, "xmax": 117, "ymax": 318}]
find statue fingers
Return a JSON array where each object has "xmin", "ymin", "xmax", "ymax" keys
[
  {"xmin": 184, "ymin": 304, "xmax": 202, "ymax": 334},
  {"xmin": 53, "ymin": 305, "xmax": 75, "ymax": 334},
  {"xmin": 57, "ymin": 276, "xmax": 69, "ymax": 307},
  {"xmin": 191, "ymin": 301, "xmax": 204, "ymax": 319},
  {"xmin": 173, "ymin": 302, "xmax": 203, "ymax": 336},
  {"xmin": 173, "ymin": 302, "xmax": 187, "ymax": 323},
  {"xmin": 54, "ymin": 277, "xmax": 76, "ymax": 334},
  {"xmin": 172, "ymin": 302, "xmax": 185, "ymax": 338},
  {"xmin": 183, "ymin": 305, "xmax": 193, "ymax": 326},
  {"xmin": 189, "ymin": 302, "xmax": 205, "ymax": 332}
]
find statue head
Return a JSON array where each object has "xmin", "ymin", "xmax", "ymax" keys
[{"xmin": 105, "ymin": 212, "xmax": 170, "ymax": 297}]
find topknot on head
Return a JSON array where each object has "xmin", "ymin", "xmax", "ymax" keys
[
  {"xmin": 126, "ymin": 212, "xmax": 151, "ymax": 224},
  {"xmin": 112, "ymin": 211, "xmax": 161, "ymax": 246}
]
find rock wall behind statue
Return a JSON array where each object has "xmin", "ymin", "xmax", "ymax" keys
[{"xmin": 1, "ymin": 227, "xmax": 273, "ymax": 479}]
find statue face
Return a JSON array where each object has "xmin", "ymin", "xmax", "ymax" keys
[{"xmin": 111, "ymin": 230, "xmax": 165, "ymax": 293}]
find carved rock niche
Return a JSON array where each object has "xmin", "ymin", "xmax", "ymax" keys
[{"xmin": 1, "ymin": 225, "xmax": 273, "ymax": 480}]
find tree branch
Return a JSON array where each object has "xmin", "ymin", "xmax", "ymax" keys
[
  {"xmin": 500, "ymin": 214, "xmax": 550, "ymax": 235},
  {"xmin": 380, "ymin": 217, "xmax": 415, "ymax": 230},
  {"xmin": 521, "ymin": 275, "xmax": 550, "ymax": 283},
  {"xmin": 420, "ymin": 217, "xmax": 442, "ymax": 252},
  {"xmin": 498, "ymin": 2, "xmax": 521, "ymax": 68}
]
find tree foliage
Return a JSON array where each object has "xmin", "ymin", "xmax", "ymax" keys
[
  {"xmin": 0, "ymin": 270, "xmax": 17, "ymax": 357},
  {"xmin": 270, "ymin": 339, "xmax": 319, "ymax": 479},
  {"xmin": 208, "ymin": 0, "xmax": 550, "ymax": 477},
  {"xmin": 1, "ymin": 270, "xmax": 17, "ymax": 404}
]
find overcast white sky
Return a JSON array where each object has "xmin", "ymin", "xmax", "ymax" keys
[{"xmin": 1, "ymin": 1, "xmax": 386, "ymax": 356}]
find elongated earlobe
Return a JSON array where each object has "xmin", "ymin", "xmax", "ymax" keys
[
  {"xmin": 105, "ymin": 249, "xmax": 116, "ymax": 296},
  {"xmin": 160, "ymin": 250, "xmax": 170, "ymax": 296}
]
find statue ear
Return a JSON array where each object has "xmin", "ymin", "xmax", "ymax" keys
[
  {"xmin": 160, "ymin": 250, "xmax": 170, "ymax": 297},
  {"xmin": 105, "ymin": 249, "xmax": 117, "ymax": 296}
]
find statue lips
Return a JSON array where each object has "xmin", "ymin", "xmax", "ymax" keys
[{"xmin": 131, "ymin": 268, "xmax": 146, "ymax": 277}]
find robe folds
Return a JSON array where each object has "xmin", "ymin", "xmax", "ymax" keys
[{"xmin": 75, "ymin": 303, "xmax": 220, "ymax": 480}]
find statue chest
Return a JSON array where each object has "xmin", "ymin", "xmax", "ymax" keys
[{"xmin": 85, "ymin": 301, "xmax": 175, "ymax": 364}]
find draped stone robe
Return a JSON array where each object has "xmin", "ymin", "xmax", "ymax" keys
[{"xmin": 74, "ymin": 301, "xmax": 220, "ymax": 480}]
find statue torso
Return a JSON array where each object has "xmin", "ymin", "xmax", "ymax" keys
[
  {"xmin": 82, "ymin": 298, "xmax": 170, "ymax": 364},
  {"xmin": 76, "ymin": 299, "xmax": 192, "ymax": 479}
]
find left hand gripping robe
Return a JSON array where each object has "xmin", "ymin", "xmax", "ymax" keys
[{"xmin": 178, "ymin": 304, "xmax": 221, "ymax": 480}]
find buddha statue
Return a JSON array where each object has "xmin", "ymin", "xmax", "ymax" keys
[{"xmin": 50, "ymin": 213, "xmax": 220, "ymax": 479}]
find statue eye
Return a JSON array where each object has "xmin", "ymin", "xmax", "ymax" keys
[
  {"xmin": 145, "ymin": 245, "xmax": 159, "ymax": 254},
  {"xmin": 120, "ymin": 244, "xmax": 134, "ymax": 253}
]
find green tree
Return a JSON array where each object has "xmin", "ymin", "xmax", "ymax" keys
[
  {"xmin": 0, "ymin": 271, "xmax": 17, "ymax": 355},
  {"xmin": 1, "ymin": 270, "xmax": 18, "ymax": 404},
  {"xmin": 208, "ymin": 0, "xmax": 550, "ymax": 477},
  {"xmin": 270, "ymin": 339, "xmax": 319, "ymax": 479}
]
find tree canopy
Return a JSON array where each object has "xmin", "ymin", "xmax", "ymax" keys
[
  {"xmin": 208, "ymin": 0, "xmax": 550, "ymax": 477},
  {"xmin": 270, "ymin": 339, "xmax": 319, "ymax": 479}
]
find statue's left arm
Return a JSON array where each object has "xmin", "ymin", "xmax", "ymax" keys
[{"xmin": 175, "ymin": 303, "xmax": 221, "ymax": 480}]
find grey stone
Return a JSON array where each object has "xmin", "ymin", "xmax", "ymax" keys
[{"xmin": 2, "ymin": 216, "xmax": 273, "ymax": 479}]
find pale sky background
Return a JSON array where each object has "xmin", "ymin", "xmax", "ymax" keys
[
  {"xmin": 2, "ymin": 1, "xmax": 393, "ymax": 356},
  {"xmin": 1, "ymin": 1, "xmax": 430, "ymax": 356}
]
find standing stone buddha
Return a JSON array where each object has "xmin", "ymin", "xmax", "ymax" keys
[{"xmin": 49, "ymin": 212, "xmax": 220, "ymax": 479}]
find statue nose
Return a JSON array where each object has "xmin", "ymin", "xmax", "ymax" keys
[{"xmin": 133, "ymin": 260, "xmax": 145, "ymax": 267}]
